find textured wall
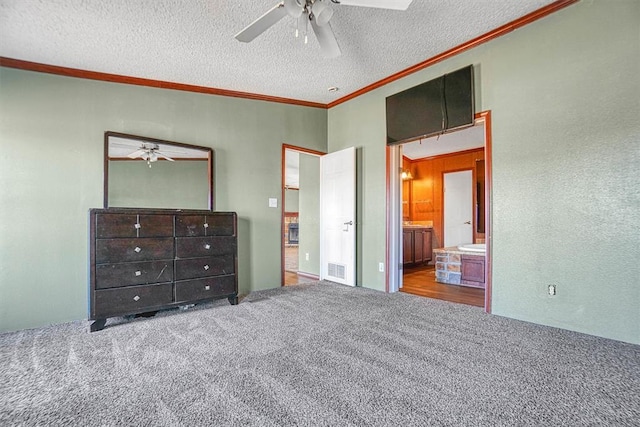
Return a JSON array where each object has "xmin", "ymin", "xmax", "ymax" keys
[
  {"xmin": 328, "ymin": 0, "xmax": 639, "ymax": 343},
  {"xmin": 0, "ymin": 69, "xmax": 327, "ymax": 332}
]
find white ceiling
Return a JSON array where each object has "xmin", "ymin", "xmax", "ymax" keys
[{"xmin": 0, "ymin": 0, "xmax": 557, "ymax": 105}]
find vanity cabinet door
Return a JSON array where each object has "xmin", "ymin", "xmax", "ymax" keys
[
  {"xmin": 414, "ymin": 230, "xmax": 425, "ymax": 263},
  {"xmin": 403, "ymin": 230, "xmax": 414, "ymax": 265},
  {"xmin": 420, "ymin": 229, "xmax": 432, "ymax": 262}
]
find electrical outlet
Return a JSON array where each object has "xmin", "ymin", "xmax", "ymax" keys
[
  {"xmin": 379, "ymin": 262, "xmax": 384, "ymax": 273},
  {"xmin": 268, "ymin": 198, "xmax": 278, "ymax": 208},
  {"xmin": 548, "ymin": 284, "xmax": 557, "ymax": 296},
  {"xmin": 305, "ymin": 253, "xmax": 309, "ymax": 261}
]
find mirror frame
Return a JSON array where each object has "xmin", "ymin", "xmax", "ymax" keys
[{"xmin": 103, "ymin": 131, "xmax": 214, "ymax": 210}]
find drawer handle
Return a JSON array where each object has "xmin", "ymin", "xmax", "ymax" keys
[
  {"xmin": 204, "ymin": 265, "xmax": 210, "ymax": 271},
  {"xmin": 204, "ymin": 285, "xmax": 210, "ymax": 291},
  {"xmin": 133, "ymin": 295, "xmax": 140, "ymax": 302},
  {"xmin": 134, "ymin": 246, "xmax": 142, "ymax": 253},
  {"xmin": 135, "ymin": 271, "xmax": 142, "ymax": 276},
  {"xmin": 204, "ymin": 244, "xmax": 211, "ymax": 250}
]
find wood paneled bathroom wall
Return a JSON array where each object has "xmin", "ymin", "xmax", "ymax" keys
[{"xmin": 402, "ymin": 148, "xmax": 485, "ymax": 250}]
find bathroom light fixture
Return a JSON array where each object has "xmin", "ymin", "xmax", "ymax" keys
[{"xmin": 401, "ymin": 169, "xmax": 413, "ymax": 180}]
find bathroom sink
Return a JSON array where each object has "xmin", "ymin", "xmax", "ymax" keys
[{"xmin": 457, "ymin": 243, "xmax": 486, "ymax": 253}]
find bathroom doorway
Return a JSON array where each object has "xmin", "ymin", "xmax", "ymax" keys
[{"xmin": 387, "ymin": 111, "xmax": 492, "ymax": 311}]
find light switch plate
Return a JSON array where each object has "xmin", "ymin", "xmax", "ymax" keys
[{"xmin": 268, "ymin": 198, "xmax": 278, "ymax": 208}]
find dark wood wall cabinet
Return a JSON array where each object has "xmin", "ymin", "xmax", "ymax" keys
[
  {"xmin": 89, "ymin": 208, "xmax": 238, "ymax": 332},
  {"xmin": 403, "ymin": 227, "xmax": 433, "ymax": 266}
]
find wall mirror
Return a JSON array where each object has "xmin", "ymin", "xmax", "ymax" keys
[{"xmin": 104, "ymin": 131, "xmax": 214, "ymax": 210}]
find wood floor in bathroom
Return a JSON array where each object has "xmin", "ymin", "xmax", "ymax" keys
[
  {"xmin": 401, "ymin": 265, "xmax": 485, "ymax": 307},
  {"xmin": 285, "ymin": 245, "xmax": 484, "ymax": 307}
]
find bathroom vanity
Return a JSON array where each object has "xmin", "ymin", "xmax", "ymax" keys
[{"xmin": 402, "ymin": 226, "xmax": 433, "ymax": 266}]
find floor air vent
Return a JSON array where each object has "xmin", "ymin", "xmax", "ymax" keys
[{"xmin": 327, "ymin": 263, "xmax": 346, "ymax": 280}]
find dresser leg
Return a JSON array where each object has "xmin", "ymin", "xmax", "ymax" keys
[
  {"xmin": 228, "ymin": 295, "xmax": 239, "ymax": 305},
  {"xmin": 90, "ymin": 318, "xmax": 107, "ymax": 332}
]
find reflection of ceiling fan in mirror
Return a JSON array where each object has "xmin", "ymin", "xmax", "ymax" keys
[
  {"xmin": 127, "ymin": 143, "xmax": 175, "ymax": 168},
  {"xmin": 235, "ymin": 0, "xmax": 414, "ymax": 58}
]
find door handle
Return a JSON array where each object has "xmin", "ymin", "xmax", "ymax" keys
[
  {"xmin": 464, "ymin": 221, "xmax": 471, "ymax": 224},
  {"xmin": 343, "ymin": 220, "xmax": 353, "ymax": 231},
  {"xmin": 344, "ymin": 221, "xmax": 353, "ymax": 226}
]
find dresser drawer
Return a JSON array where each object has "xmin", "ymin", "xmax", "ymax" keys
[
  {"xmin": 175, "ymin": 236, "xmax": 236, "ymax": 258},
  {"xmin": 96, "ymin": 238, "xmax": 174, "ymax": 263},
  {"xmin": 96, "ymin": 214, "xmax": 173, "ymax": 238},
  {"xmin": 175, "ymin": 214, "xmax": 235, "ymax": 237},
  {"xmin": 93, "ymin": 283, "xmax": 173, "ymax": 318},
  {"xmin": 175, "ymin": 255, "xmax": 234, "ymax": 280},
  {"xmin": 175, "ymin": 275, "xmax": 236, "ymax": 303},
  {"xmin": 95, "ymin": 260, "xmax": 174, "ymax": 289}
]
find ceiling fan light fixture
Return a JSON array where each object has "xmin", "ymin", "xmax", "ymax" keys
[
  {"xmin": 284, "ymin": 0, "xmax": 305, "ymax": 18},
  {"xmin": 312, "ymin": 1, "xmax": 334, "ymax": 27}
]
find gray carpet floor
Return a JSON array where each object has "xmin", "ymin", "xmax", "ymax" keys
[{"xmin": 1, "ymin": 281, "xmax": 639, "ymax": 426}]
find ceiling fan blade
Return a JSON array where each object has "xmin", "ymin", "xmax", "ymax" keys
[
  {"xmin": 310, "ymin": 18, "xmax": 341, "ymax": 58},
  {"xmin": 127, "ymin": 149, "xmax": 146, "ymax": 159},
  {"xmin": 235, "ymin": 2, "xmax": 288, "ymax": 42},
  {"xmin": 156, "ymin": 152, "xmax": 175, "ymax": 162},
  {"xmin": 337, "ymin": 0, "xmax": 413, "ymax": 10}
]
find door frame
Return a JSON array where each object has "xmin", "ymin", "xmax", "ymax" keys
[
  {"xmin": 386, "ymin": 110, "xmax": 493, "ymax": 313},
  {"xmin": 281, "ymin": 144, "xmax": 326, "ymax": 287}
]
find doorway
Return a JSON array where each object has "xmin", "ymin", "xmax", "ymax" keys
[
  {"xmin": 281, "ymin": 144, "xmax": 357, "ymax": 287},
  {"xmin": 387, "ymin": 111, "xmax": 492, "ymax": 312},
  {"xmin": 282, "ymin": 145, "xmax": 324, "ymax": 286}
]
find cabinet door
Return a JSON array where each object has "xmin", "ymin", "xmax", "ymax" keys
[
  {"xmin": 403, "ymin": 230, "xmax": 413, "ymax": 265},
  {"xmin": 461, "ymin": 256, "xmax": 485, "ymax": 283},
  {"xmin": 414, "ymin": 230, "xmax": 424, "ymax": 264},
  {"xmin": 421, "ymin": 230, "xmax": 433, "ymax": 262}
]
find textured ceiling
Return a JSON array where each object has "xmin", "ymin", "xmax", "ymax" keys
[{"xmin": 0, "ymin": 0, "xmax": 557, "ymax": 105}]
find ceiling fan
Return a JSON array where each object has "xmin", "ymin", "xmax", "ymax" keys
[
  {"xmin": 235, "ymin": 0, "xmax": 414, "ymax": 58},
  {"xmin": 127, "ymin": 143, "xmax": 175, "ymax": 167}
]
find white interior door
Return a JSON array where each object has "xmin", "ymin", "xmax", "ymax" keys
[
  {"xmin": 320, "ymin": 147, "xmax": 356, "ymax": 286},
  {"xmin": 444, "ymin": 170, "xmax": 473, "ymax": 247}
]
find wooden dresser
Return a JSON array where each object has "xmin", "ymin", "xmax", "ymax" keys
[{"xmin": 89, "ymin": 208, "xmax": 238, "ymax": 332}]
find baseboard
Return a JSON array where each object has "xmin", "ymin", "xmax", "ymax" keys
[{"xmin": 297, "ymin": 271, "xmax": 320, "ymax": 280}]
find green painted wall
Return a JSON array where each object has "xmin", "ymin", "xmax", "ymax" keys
[
  {"xmin": 298, "ymin": 154, "xmax": 320, "ymax": 275},
  {"xmin": 328, "ymin": 0, "xmax": 639, "ymax": 344},
  {"xmin": 109, "ymin": 160, "xmax": 209, "ymax": 209},
  {"xmin": 1, "ymin": 0, "xmax": 637, "ymax": 344},
  {"xmin": 0, "ymin": 68, "xmax": 326, "ymax": 332}
]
